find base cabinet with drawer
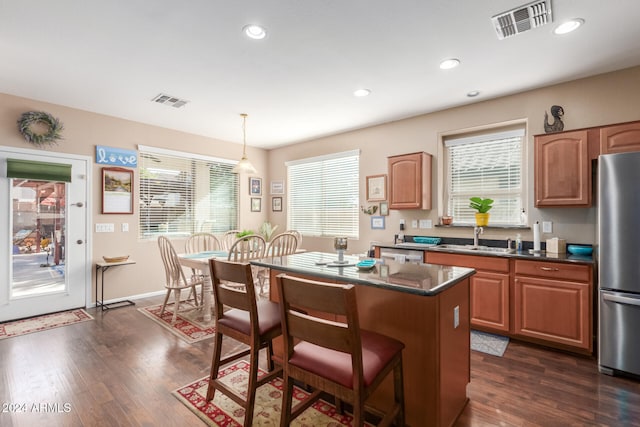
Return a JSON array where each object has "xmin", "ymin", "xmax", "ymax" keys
[
  {"xmin": 426, "ymin": 251, "xmax": 594, "ymax": 354},
  {"xmin": 513, "ymin": 259, "xmax": 593, "ymax": 353},
  {"xmin": 427, "ymin": 252, "xmax": 510, "ymax": 332}
]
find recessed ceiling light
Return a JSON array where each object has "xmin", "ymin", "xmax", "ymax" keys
[
  {"xmin": 439, "ymin": 58, "xmax": 460, "ymax": 70},
  {"xmin": 243, "ymin": 24, "xmax": 267, "ymax": 40},
  {"xmin": 553, "ymin": 18, "xmax": 584, "ymax": 35},
  {"xmin": 467, "ymin": 90, "xmax": 480, "ymax": 98},
  {"xmin": 353, "ymin": 89, "xmax": 371, "ymax": 97}
]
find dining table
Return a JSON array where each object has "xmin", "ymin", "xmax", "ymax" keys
[{"xmin": 177, "ymin": 250, "xmax": 228, "ymax": 322}]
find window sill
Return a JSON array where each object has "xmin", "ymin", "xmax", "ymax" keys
[{"xmin": 435, "ymin": 224, "xmax": 531, "ymax": 230}]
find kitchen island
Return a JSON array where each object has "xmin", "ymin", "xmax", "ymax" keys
[{"xmin": 251, "ymin": 251, "xmax": 475, "ymax": 427}]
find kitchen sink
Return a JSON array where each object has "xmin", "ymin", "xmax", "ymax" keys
[{"xmin": 436, "ymin": 244, "xmax": 515, "ymax": 254}]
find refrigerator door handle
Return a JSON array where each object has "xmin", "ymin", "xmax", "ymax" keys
[{"xmin": 603, "ymin": 293, "xmax": 640, "ymax": 307}]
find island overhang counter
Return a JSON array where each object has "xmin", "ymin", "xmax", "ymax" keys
[{"xmin": 251, "ymin": 251, "xmax": 475, "ymax": 427}]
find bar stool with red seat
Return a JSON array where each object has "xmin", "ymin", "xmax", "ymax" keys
[
  {"xmin": 205, "ymin": 259, "xmax": 282, "ymax": 427},
  {"xmin": 276, "ymin": 274, "xmax": 405, "ymax": 427}
]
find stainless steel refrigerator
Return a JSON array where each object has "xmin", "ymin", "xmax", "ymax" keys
[{"xmin": 599, "ymin": 151, "xmax": 640, "ymax": 377}]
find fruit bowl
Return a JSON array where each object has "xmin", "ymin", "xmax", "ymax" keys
[{"xmin": 567, "ymin": 245, "xmax": 593, "ymax": 256}]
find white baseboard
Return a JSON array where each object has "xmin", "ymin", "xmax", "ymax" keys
[{"xmin": 90, "ymin": 290, "xmax": 166, "ymax": 308}]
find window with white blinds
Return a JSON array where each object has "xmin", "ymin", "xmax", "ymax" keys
[
  {"xmin": 444, "ymin": 128, "xmax": 525, "ymax": 225},
  {"xmin": 138, "ymin": 145, "xmax": 238, "ymax": 238},
  {"xmin": 286, "ymin": 150, "xmax": 359, "ymax": 238}
]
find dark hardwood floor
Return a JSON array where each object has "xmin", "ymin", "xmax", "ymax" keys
[{"xmin": 1, "ymin": 296, "xmax": 639, "ymax": 426}]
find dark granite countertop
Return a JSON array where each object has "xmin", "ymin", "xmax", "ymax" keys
[
  {"xmin": 251, "ymin": 251, "xmax": 475, "ymax": 296},
  {"xmin": 374, "ymin": 238, "xmax": 595, "ymax": 265}
]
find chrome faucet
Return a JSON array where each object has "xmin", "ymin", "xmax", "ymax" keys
[{"xmin": 473, "ymin": 226, "xmax": 483, "ymax": 247}]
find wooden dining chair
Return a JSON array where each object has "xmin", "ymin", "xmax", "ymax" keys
[
  {"xmin": 205, "ymin": 259, "xmax": 282, "ymax": 427},
  {"xmin": 266, "ymin": 232, "xmax": 298, "ymax": 257},
  {"xmin": 227, "ymin": 234, "xmax": 266, "ymax": 262},
  {"xmin": 285, "ymin": 230, "xmax": 302, "ymax": 248},
  {"xmin": 157, "ymin": 236, "xmax": 205, "ymax": 324},
  {"xmin": 184, "ymin": 232, "xmax": 222, "ymax": 301},
  {"xmin": 220, "ymin": 230, "xmax": 241, "ymax": 251},
  {"xmin": 255, "ymin": 232, "xmax": 298, "ymax": 296},
  {"xmin": 185, "ymin": 232, "xmax": 221, "ymax": 253},
  {"xmin": 276, "ymin": 274, "xmax": 406, "ymax": 427}
]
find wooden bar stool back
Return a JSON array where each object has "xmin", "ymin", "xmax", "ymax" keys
[
  {"xmin": 276, "ymin": 274, "xmax": 405, "ymax": 427},
  {"xmin": 205, "ymin": 259, "xmax": 282, "ymax": 427}
]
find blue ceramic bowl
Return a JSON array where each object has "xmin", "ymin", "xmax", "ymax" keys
[
  {"xmin": 356, "ymin": 259, "xmax": 376, "ymax": 270},
  {"xmin": 567, "ymin": 245, "xmax": 593, "ymax": 256},
  {"xmin": 413, "ymin": 237, "xmax": 442, "ymax": 245}
]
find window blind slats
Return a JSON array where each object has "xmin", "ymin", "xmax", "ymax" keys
[
  {"xmin": 288, "ymin": 151, "xmax": 359, "ymax": 238},
  {"xmin": 446, "ymin": 133, "xmax": 524, "ymax": 225},
  {"xmin": 139, "ymin": 151, "xmax": 238, "ymax": 238}
]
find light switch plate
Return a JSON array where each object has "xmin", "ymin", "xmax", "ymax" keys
[
  {"xmin": 121, "ymin": 223, "xmax": 129, "ymax": 232},
  {"xmin": 542, "ymin": 221, "xmax": 552, "ymax": 233},
  {"xmin": 419, "ymin": 219, "xmax": 433, "ymax": 229},
  {"xmin": 95, "ymin": 223, "xmax": 114, "ymax": 233}
]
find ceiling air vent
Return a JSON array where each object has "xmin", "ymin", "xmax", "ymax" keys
[
  {"xmin": 491, "ymin": 0, "xmax": 552, "ymax": 40},
  {"xmin": 151, "ymin": 93, "xmax": 189, "ymax": 108}
]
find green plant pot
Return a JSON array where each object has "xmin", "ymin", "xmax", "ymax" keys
[{"xmin": 475, "ymin": 213, "xmax": 490, "ymax": 226}]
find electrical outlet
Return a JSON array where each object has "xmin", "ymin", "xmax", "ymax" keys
[
  {"xmin": 121, "ymin": 223, "xmax": 129, "ymax": 232},
  {"xmin": 454, "ymin": 306, "xmax": 460, "ymax": 328},
  {"xmin": 542, "ymin": 221, "xmax": 553, "ymax": 233},
  {"xmin": 411, "ymin": 220, "xmax": 418, "ymax": 228}
]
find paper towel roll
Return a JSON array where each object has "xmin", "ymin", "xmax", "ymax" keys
[{"xmin": 533, "ymin": 221, "xmax": 541, "ymax": 251}]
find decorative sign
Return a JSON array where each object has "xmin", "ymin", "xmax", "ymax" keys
[{"xmin": 96, "ymin": 145, "xmax": 138, "ymax": 167}]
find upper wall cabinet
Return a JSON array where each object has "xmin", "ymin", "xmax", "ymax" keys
[
  {"xmin": 600, "ymin": 121, "xmax": 640, "ymax": 154},
  {"xmin": 388, "ymin": 151, "xmax": 432, "ymax": 210},
  {"xmin": 535, "ymin": 130, "xmax": 592, "ymax": 207}
]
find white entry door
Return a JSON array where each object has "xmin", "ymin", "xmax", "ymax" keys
[{"xmin": 0, "ymin": 147, "xmax": 91, "ymax": 322}]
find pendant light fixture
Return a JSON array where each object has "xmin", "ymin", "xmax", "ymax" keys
[{"xmin": 232, "ymin": 113, "xmax": 257, "ymax": 174}]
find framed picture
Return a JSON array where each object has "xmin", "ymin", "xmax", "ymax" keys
[
  {"xmin": 379, "ymin": 201, "xmax": 389, "ymax": 216},
  {"xmin": 102, "ymin": 167, "xmax": 133, "ymax": 214},
  {"xmin": 371, "ymin": 216, "xmax": 385, "ymax": 230},
  {"xmin": 270, "ymin": 180, "xmax": 285, "ymax": 195},
  {"xmin": 272, "ymin": 196, "xmax": 283, "ymax": 212},
  {"xmin": 251, "ymin": 197, "xmax": 261, "ymax": 212},
  {"xmin": 366, "ymin": 174, "xmax": 387, "ymax": 201},
  {"xmin": 249, "ymin": 177, "xmax": 262, "ymax": 196}
]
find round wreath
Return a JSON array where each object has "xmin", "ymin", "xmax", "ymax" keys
[{"xmin": 17, "ymin": 111, "xmax": 64, "ymax": 146}]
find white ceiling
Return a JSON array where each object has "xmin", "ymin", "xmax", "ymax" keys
[{"xmin": 2, "ymin": 1, "xmax": 640, "ymax": 149}]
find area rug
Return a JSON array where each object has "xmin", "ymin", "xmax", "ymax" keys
[
  {"xmin": 174, "ymin": 360, "xmax": 373, "ymax": 426},
  {"xmin": 138, "ymin": 302, "xmax": 216, "ymax": 343},
  {"xmin": 0, "ymin": 309, "xmax": 93, "ymax": 340},
  {"xmin": 471, "ymin": 330, "xmax": 509, "ymax": 357}
]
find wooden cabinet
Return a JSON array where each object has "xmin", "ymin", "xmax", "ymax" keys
[
  {"xmin": 388, "ymin": 152, "xmax": 432, "ymax": 210},
  {"xmin": 514, "ymin": 259, "xmax": 593, "ymax": 353},
  {"xmin": 534, "ymin": 130, "xmax": 592, "ymax": 207},
  {"xmin": 425, "ymin": 251, "xmax": 594, "ymax": 353},
  {"xmin": 427, "ymin": 252, "xmax": 510, "ymax": 332},
  {"xmin": 600, "ymin": 121, "xmax": 640, "ymax": 154}
]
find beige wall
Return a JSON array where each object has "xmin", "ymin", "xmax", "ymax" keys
[
  {"xmin": 1, "ymin": 94, "xmax": 268, "ymax": 301},
  {"xmin": 267, "ymin": 66, "xmax": 640, "ymax": 254},
  {"xmin": 2, "ymin": 65, "xmax": 639, "ymax": 301}
]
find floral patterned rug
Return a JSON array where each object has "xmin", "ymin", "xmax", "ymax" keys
[
  {"xmin": 138, "ymin": 302, "xmax": 216, "ymax": 343},
  {"xmin": 174, "ymin": 360, "xmax": 373, "ymax": 426},
  {"xmin": 0, "ymin": 309, "xmax": 93, "ymax": 340}
]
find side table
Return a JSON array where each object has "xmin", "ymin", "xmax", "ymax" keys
[{"xmin": 95, "ymin": 259, "xmax": 136, "ymax": 310}]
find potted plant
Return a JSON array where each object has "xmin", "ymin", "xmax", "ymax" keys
[{"xmin": 469, "ymin": 197, "xmax": 493, "ymax": 226}]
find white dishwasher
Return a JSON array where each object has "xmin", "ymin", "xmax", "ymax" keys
[{"xmin": 379, "ymin": 247, "xmax": 424, "ymax": 263}]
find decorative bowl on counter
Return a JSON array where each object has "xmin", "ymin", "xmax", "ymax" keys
[
  {"xmin": 567, "ymin": 245, "xmax": 593, "ymax": 256},
  {"xmin": 103, "ymin": 255, "xmax": 130, "ymax": 263},
  {"xmin": 356, "ymin": 259, "xmax": 376, "ymax": 271},
  {"xmin": 441, "ymin": 216, "xmax": 453, "ymax": 225},
  {"xmin": 413, "ymin": 236, "xmax": 442, "ymax": 245}
]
